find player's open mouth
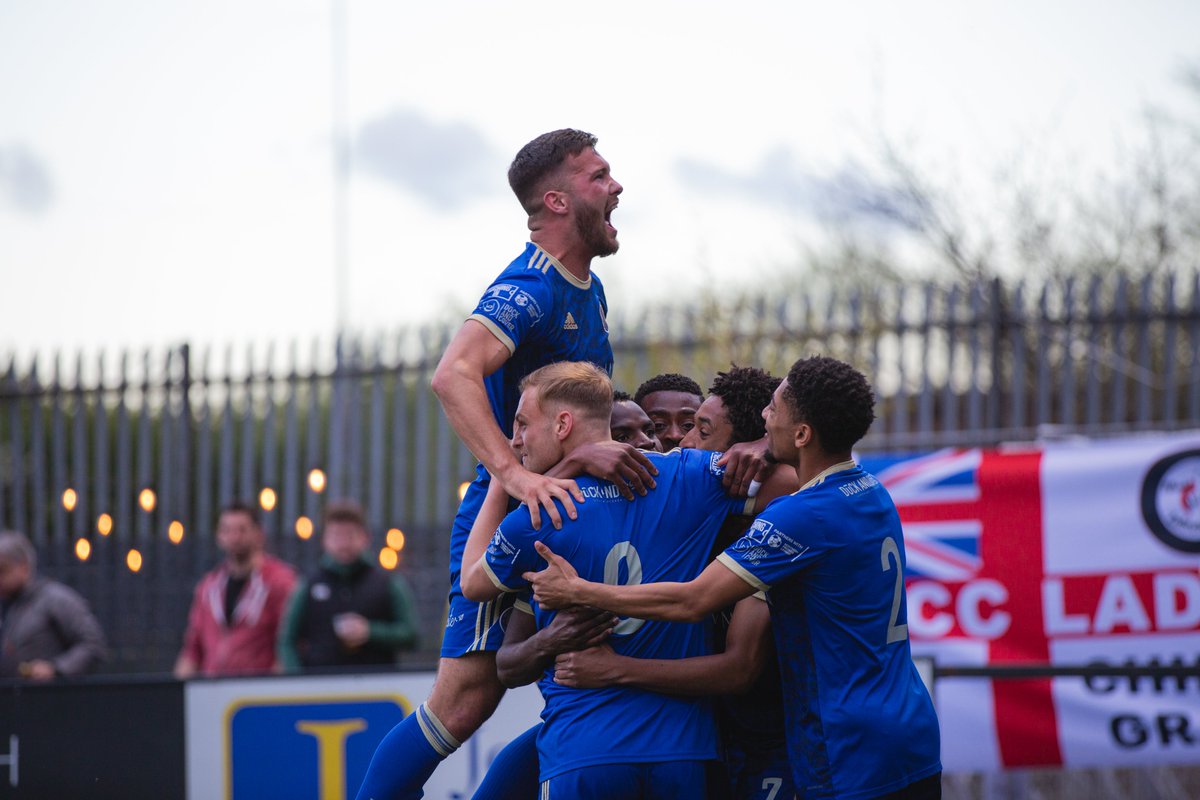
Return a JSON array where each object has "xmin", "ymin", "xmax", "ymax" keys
[{"xmin": 605, "ymin": 202, "xmax": 618, "ymax": 234}]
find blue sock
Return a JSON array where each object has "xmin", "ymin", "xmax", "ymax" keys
[
  {"xmin": 471, "ymin": 723, "xmax": 541, "ymax": 800},
  {"xmin": 355, "ymin": 703, "xmax": 461, "ymax": 800}
]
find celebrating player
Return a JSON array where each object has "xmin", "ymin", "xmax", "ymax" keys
[
  {"xmin": 355, "ymin": 129, "xmax": 654, "ymax": 800},
  {"xmin": 633, "ymin": 372, "xmax": 703, "ymax": 451},
  {"xmin": 636, "ymin": 371, "xmax": 771, "ymax": 496},
  {"xmin": 610, "ymin": 390, "xmax": 661, "ymax": 452}
]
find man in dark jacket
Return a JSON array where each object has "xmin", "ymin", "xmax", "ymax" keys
[
  {"xmin": 0, "ymin": 531, "xmax": 107, "ymax": 680},
  {"xmin": 277, "ymin": 502, "xmax": 419, "ymax": 672}
]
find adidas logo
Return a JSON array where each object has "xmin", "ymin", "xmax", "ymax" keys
[{"xmin": 562, "ymin": 312, "xmax": 578, "ymax": 331}]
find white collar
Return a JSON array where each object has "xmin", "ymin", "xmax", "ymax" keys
[{"xmin": 797, "ymin": 459, "xmax": 858, "ymax": 493}]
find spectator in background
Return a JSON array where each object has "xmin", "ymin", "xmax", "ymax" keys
[
  {"xmin": 277, "ymin": 501, "xmax": 419, "ymax": 673},
  {"xmin": 174, "ymin": 501, "xmax": 296, "ymax": 678},
  {"xmin": 0, "ymin": 530, "xmax": 107, "ymax": 681}
]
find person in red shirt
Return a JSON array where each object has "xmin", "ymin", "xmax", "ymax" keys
[{"xmin": 174, "ymin": 501, "xmax": 296, "ymax": 678}]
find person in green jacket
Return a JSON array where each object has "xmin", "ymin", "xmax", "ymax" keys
[{"xmin": 277, "ymin": 501, "xmax": 418, "ymax": 673}]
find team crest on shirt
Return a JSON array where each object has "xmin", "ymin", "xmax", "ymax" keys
[
  {"xmin": 708, "ymin": 452, "xmax": 727, "ymax": 478},
  {"xmin": 486, "ymin": 527, "xmax": 521, "ymax": 564},
  {"xmin": 736, "ymin": 518, "xmax": 809, "ymax": 562},
  {"xmin": 480, "ymin": 284, "xmax": 544, "ymax": 330}
]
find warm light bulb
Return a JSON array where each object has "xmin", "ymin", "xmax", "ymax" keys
[
  {"xmin": 168, "ymin": 520, "xmax": 185, "ymax": 544},
  {"xmin": 386, "ymin": 528, "xmax": 405, "ymax": 551},
  {"xmin": 62, "ymin": 488, "xmax": 78, "ymax": 511},
  {"xmin": 259, "ymin": 487, "xmax": 277, "ymax": 511},
  {"xmin": 379, "ymin": 547, "xmax": 398, "ymax": 570},
  {"xmin": 75, "ymin": 538, "xmax": 91, "ymax": 561},
  {"xmin": 458, "ymin": 482, "xmax": 471, "ymax": 501},
  {"xmin": 139, "ymin": 489, "xmax": 156, "ymax": 512},
  {"xmin": 307, "ymin": 469, "xmax": 327, "ymax": 493},
  {"xmin": 97, "ymin": 513, "xmax": 113, "ymax": 536},
  {"xmin": 126, "ymin": 549, "xmax": 143, "ymax": 572},
  {"xmin": 295, "ymin": 516, "xmax": 314, "ymax": 540}
]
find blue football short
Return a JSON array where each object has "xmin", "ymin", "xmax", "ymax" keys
[
  {"xmin": 724, "ymin": 740, "xmax": 794, "ymax": 800},
  {"xmin": 441, "ymin": 473, "xmax": 518, "ymax": 657}
]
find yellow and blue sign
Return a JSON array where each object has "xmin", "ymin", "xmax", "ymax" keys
[{"xmin": 227, "ymin": 695, "xmax": 409, "ymax": 800}]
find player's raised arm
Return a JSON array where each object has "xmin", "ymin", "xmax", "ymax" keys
[
  {"xmin": 432, "ymin": 320, "xmax": 581, "ymax": 530},
  {"xmin": 460, "ymin": 477, "xmax": 516, "ymax": 603},
  {"xmin": 460, "ymin": 473, "xmax": 587, "ymax": 603},
  {"xmin": 526, "ymin": 541, "xmax": 754, "ymax": 622}
]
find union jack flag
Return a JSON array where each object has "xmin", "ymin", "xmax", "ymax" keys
[{"xmin": 861, "ymin": 449, "xmax": 983, "ymax": 582}]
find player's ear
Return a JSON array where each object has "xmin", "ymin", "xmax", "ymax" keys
[
  {"xmin": 555, "ymin": 410, "xmax": 573, "ymax": 441},
  {"xmin": 794, "ymin": 421, "xmax": 813, "ymax": 450},
  {"xmin": 542, "ymin": 189, "xmax": 569, "ymax": 216}
]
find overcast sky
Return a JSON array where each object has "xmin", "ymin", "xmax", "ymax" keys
[{"xmin": 2, "ymin": 0, "xmax": 1198, "ymax": 361}]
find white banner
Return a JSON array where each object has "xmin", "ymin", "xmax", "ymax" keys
[
  {"xmin": 1041, "ymin": 433, "xmax": 1200, "ymax": 769},
  {"xmin": 865, "ymin": 431, "xmax": 1200, "ymax": 772}
]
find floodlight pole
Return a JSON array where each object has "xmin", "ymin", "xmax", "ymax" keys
[{"xmin": 331, "ymin": 0, "xmax": 350, "ymax": 335}]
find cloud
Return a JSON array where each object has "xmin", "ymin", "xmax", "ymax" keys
[
  {"xmin": 0, "ymin": 144, "xmax": 54, "ymax": 215},
  {"xmin": 674, "ymin": 148, "xmax": 925, "ymax": 233},
  {"xmin": 355, "ymin": 109, "xmax": 501, "ymax": 211}
]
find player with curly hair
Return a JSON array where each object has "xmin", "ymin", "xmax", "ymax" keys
[{"xmin": 680, "ymin": 366, "xmax": 780, "ymax": 453}]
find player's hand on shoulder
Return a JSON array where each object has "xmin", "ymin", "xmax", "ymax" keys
[
  {"xmin": 564, "ymin": 441, "xmax": 658, "ymax": 499},
  {"xmin": 501, "ymin": 466, "xmax": 584, "ymax": 530},
  {"xmin": 543, "ymin": 605, "xmax": 618, "ymax": 654},
  {"xmin": 553, "ymin": 644, "xmax": 619, "ymax": 689},
  {"xmin": 524, "ymin": 541, "xmax": 579, "ymax": 609},
  {"xmin": 717, "ymin": 437, "xmax": 772, "ymax": 497}
]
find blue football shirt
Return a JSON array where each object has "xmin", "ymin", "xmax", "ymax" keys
[
  {"xmin": 483, "ymin": 448, "xmax": 752, "ymax": 780},
  {"xmin": 468, "ymin": 242, "xmax": 614, "ymax": 439},
  {"xmin": 447, "ymin": 242, "xmax": 615, "ymax": 581},
  {"xmin": 717, "ymin": 462, "xmax": 942, "ymax": 800}
]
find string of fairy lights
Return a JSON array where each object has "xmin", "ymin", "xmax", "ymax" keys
[{"xmin": 54, "ymin": 468, "xmax": 470, "ymax": 573}]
